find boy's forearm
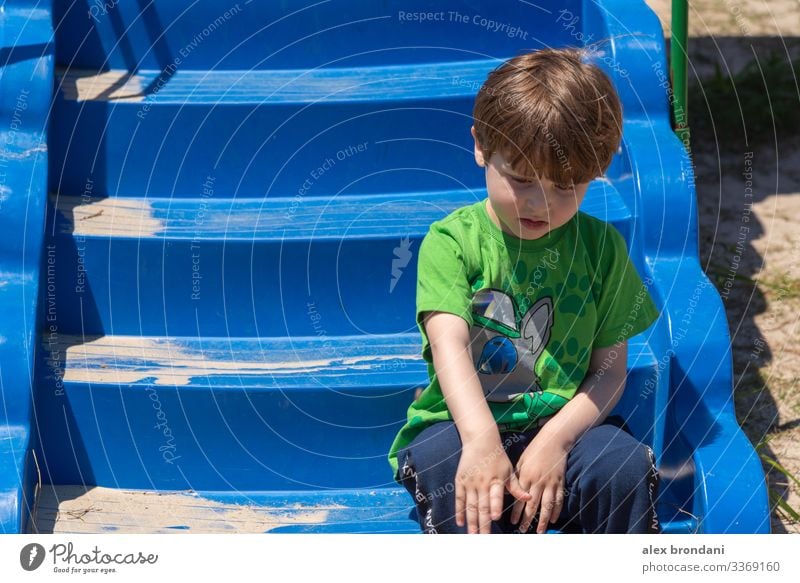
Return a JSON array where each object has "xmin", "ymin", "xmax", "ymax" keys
[
  {"xmin": 432, "ymin": 342, "xmax": 501, "ymax": 444},
  {"xmin": 424, "ymin": 312, "xmax": 500, "ymax": 445},
  {"xmin": 534, "ymin": 368, "xmax": 627, "ymax": 451}
]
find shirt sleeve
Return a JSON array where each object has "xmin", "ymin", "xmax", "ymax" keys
[
  {"xmin": 415, "ymin": 222, "xmax": 474, "ymax": 362},
  {"xmin": 594, "ymin": 226, "xmax": 660, "ymax": 348}
]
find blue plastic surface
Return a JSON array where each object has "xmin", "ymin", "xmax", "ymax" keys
[
  {"xmin": 0, "ymin": 0, "xmax": 771, "ymax": 533},
  {"xmin": 0, "ymin": 0, "xmax": 53, "ymax": 533}
]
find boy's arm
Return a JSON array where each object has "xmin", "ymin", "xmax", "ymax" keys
[
  {"xmin": 422, "ymin": 311, "xmax": 499, "ymax": 444},
  {"xmin": 511, "ymin": 340, "xmax": 628, "ymax": 533},
  {"xmin": 422, "ymin": 311, "xmax": 531, "ymax": 533}
]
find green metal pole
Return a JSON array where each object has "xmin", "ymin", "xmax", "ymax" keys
[{"xmin": 671, "ymin": 0, "xmax": 690, "ymax": 148}]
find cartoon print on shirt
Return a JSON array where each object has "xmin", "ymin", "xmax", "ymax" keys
[{"xmin": 469, "ymin": 289, "xmax": 555, "ymax": 403}]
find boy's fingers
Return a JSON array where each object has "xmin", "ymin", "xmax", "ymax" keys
[
  {"xmin": 478, "ymin": 491, "xmax": 492, "ymax": 534},
  {"xmin": 520, "ymin": 501, "xmax": 536, "ymax": 534},
  {"xmin": 537, "ymin": 490, "xmax": 558, "ymax": 534},
  {"xmin": 509, "ymin": 476, "xmax": 530, "ymax": 525},
  {"xmin": 455, "ymin": 484, "xmax": 466, "ymax": 528},
  {"xmin": 510, "ymin": 497, "xmax": 525, "ymax": 526},
  {"xmin": 506, "ymin": 473, "xmax": 532, "ymax": 501},
  {"xmin": 466, "ymin": 489, "xmax": 479, "ymax": 534},
  {"xmin": 551, "ymin": 489, "xmax": 565, "ymax": 524},
  {"xmin": 520, "ymin": 485, "xmax": 543, "ymax": 533},
  {"xmin": 489, "ymin": 481, "xmax": 505, "ymax": 521}
]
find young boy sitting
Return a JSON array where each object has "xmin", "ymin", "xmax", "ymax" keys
[{"xmin": 387, "ymin": 47, "xmax": 662, "ymax": 534}]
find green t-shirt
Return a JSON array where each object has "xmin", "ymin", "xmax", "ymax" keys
[{"xmin": 387, "ymin": 199, "xmax": 660, "ymax": 480}]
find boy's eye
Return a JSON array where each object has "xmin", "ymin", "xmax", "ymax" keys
[
  {"xmin": 554, "ymin": 183, "xmax": 572, "ymax": 191},
  {"xmin": 509, "ymin": 175, "xmax": 535, "ymax": 185}
]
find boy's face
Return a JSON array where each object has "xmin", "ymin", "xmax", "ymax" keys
[{"xmin": 472, "ymin": 127, "xmax": 592, "ymax": 241}]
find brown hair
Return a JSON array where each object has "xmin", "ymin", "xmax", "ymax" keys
[{"xmin": 472, "ymin": 47, "xmax": 622, "ymax": 185}]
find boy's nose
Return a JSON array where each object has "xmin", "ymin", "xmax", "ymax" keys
[{"xmin": 521, "ymin": 186, "xmax": 549, "ymax": 212}]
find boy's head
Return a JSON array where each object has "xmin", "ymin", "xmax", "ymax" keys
[{"xmin": 471, "ymin": 47, "xmax": 623, "ymax": 240}]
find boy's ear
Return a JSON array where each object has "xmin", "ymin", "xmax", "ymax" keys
[{"xmin": 471, "ymin": 126, "xmax": 486, "ymax": 168}]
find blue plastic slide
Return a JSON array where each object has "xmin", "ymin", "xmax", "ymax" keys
[{"xmin": 0, "ymin": 0, "xmax": 769, "ymax": 533}]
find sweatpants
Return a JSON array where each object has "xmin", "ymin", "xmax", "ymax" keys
[{"xmin": 395, "ymin": 417, "xmax": 660, "ymax": 533}]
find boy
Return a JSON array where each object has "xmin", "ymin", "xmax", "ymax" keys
[{"xmin": 387, "ymin": 48, "xmax": 661, "ymax": 534}]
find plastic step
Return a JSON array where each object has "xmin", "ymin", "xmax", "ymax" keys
[
  {"xmin": 45, "ymin": 183, "xmax": 632, "ymax": 337},
  {"xmin": 30, "ymin": 482, "xmax": 696, "ymax": 534},
  {"xmin": 50, "ymin": 60, "xmax": 497, "ymax": 198},
  {"xmin": 30, "ymin": 483, "xmax": 696, "ymax": 534},
  {"xmin": 35, "ymin": 332, "xmax": 424, "ymax": 490},
  {"xmin": 34, "ymin": 332, "xmax": 658, "ymax": 491},
  {"xmin": 53, "ymin": 0, "xmax": 573, "ymax": 70},
  {"xmin": 30, "ymin": 484, "xmax": 417, "ymax": 534}
]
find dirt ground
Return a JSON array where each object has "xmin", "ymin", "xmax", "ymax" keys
[{"xmin": 646, "ymin": 1, "xmax": 800, "ymax": 533}]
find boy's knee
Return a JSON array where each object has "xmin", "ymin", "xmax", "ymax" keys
[
  {"xmin": 398, "ymin": 424, "xmax": 466, "ymax": 533},
  {"xmin": 581, "ymin": 435, "xmax": 655, "ymax": 495},
  {"xmin": 611, "ymin": 442, "xmax": 655, "ymax": 489},
  {"xmin": 403, "ymin": 422, "xmax": 462, "ymax": 487}
]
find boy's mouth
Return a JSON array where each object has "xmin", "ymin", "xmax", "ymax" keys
[{"xmin": 519, "ymin": 218, "xmax": 548, "ymax": 229}]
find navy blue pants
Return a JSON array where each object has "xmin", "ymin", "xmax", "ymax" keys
[{"xmin": 396, "ymin": 417, "xmax": 660, "ymax": 533}]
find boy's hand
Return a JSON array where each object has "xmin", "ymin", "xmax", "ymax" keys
[
  {"xmin": 510, "ymin": 435, "xmax": 569, "ymax": 534},
  {"xmin": 455, "ymin": 438, "xmax": 531, "ymax": 534}
]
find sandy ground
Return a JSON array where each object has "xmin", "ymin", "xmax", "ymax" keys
[{"xmin": 647, "ymin": 1, "xmax": 800, "ymax": 533}]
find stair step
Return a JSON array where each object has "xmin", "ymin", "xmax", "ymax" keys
[
  {"xmin": 50, "ymin": 64, "xmax": 491, "ymax": 198},
  {"xmin": 45, "ymin": 184, "xmax": 632, "ymax": 337},
  {"xmin": 54, "ymin": 1, "xmax": 561, "ymax": 70},
  {"xmin": 50, "ymin": 57, "xmax": 641, "ymax": 198},
  {"xmin": 31, "ymin": 485, "xmax": 416, "ymax": 534},
  {"xmin": 44, "ymin": 333, "xmax": 424, "ymax": 389},
  {"xmin": 53, "ymin": 190, "xmax": 476, "ymax": 240},
  {"xmin": 35, "ymin": 333, "xmax": 658, "ymax": 490},
  {"xmin": 57, "ymin": 60, "xmax": 497, "ymax": 104},
  {"xmin": 35, "ymin": 333, "xmax": 424, "ymax": 490},
  {"xmin": 53, "ymin": 182, "xmax": 630, "ymax": 240},
  {"xmin": 31, "ymin": 483, "xmax": 695, "ymax": 534}
]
